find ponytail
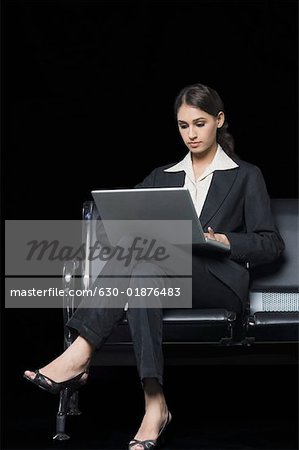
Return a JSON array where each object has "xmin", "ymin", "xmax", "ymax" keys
[{"xmin": 217, "ymin": 122, "xmax": 235, "ymax": 157}]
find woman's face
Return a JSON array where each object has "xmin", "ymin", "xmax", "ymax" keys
[{"xmin": 177, "ymin": 103, "xmax": 224, "ymax": 156}]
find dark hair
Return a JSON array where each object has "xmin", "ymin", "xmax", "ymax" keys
[{"xmin": 174, "ymin": 83, "xmax": 235, "ymax": 157}]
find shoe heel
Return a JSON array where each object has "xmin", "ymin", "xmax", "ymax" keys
[
  {"xmin": 158, "ymin": 411, "xmax": 172, "ymax": 445},
  {"xmin": 53, "ymin": 388, "xmax": 73, "ymax": 441}
]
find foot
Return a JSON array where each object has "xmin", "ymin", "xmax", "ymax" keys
[
  {"xmin": 24, "ymin": 336, "xmax": 92, "ymax": 386},
  {"xmin": 129, "ymin": 404, "xmax": 169, "ymax": 450}
]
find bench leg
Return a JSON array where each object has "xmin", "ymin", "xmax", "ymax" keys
[
  {"xmin": 68, "ymin": 391, "xmax": 82, "ymax": 415},
  {"xmin": 53, "ymin": 388, "xmax": 73, "ymax": 440}
]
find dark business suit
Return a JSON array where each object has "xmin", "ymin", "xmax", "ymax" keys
[
  {"xmin": 135, "ymin": 156, "xmax": 285, "ymax": 303},
  {"xmin": 67, "ymin": 155, "xmax": 284, "ymax": 385}
]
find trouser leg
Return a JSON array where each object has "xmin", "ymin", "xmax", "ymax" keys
[
  {"xmin": 66, "ymin": 235, "xmax": 139, "ymax": 348},
  {"xmin": 66, "ymin": 304, "xmax": 126, "ymax": 350},
  {"xmin": 126, "ymin": 262, "xmax": 166, "ymax": 386},
  {"xmin": 66, "ymin": 235, "xmax": 177, "ymax": 352}
]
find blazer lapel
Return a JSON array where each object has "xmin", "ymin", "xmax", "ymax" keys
[
  {"xmin": 161, "ymin": 171, "xmax": 185, "ymax": 187},
  {"xmin": 199, "ymin": 168, "xmax": 238, "ymax": 228}
]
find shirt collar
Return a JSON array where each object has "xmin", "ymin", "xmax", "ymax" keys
[{"xmin": 164, "ymin": 144, "xmax": 238, "ymax": 182}]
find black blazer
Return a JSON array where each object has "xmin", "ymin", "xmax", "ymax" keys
[{"xmin": 135, "ymin": 156, "xmax": 285, "ymax": 302}]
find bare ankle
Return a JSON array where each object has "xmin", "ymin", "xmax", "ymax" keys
[
  {"xmin": 66, "ymin": 336, "xmax": 94, "ymax": 363},
  {"xmin": 142, "ymin": 378, "xmax": 167, "ymax": 413},
  {"xmin": 71, "ymin": 336, "xmax": 94, "ymax": 355}
]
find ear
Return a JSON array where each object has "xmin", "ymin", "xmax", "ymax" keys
[{"xmin": 216, "ymin": 111, "xmax": 225, "ymax": 128}]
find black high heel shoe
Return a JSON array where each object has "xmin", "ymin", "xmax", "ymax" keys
[
  {"xmin": 23, "ymin": 370, "xmax": 87, "ymax": 395},
  {"xmin": 128, "ymin": 411, "xmax": 172, "ymax": 450}
]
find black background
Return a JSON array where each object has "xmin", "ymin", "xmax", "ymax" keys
[
  {"xmin": 3, "ymin": 0, "xmax": 298, "ymax": 221},
  {"xmin": 2, "ymin": 1, "xmax": 298, "ymax": 449}
]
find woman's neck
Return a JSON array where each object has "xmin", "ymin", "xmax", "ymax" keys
[{"xmin": 191, "ymin": 143, "xmax": 218, "ymax": 179}]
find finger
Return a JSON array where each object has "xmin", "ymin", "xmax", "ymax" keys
[{"xmin": 208, "ymin": 226, "xmax": 215, "ymax": 236}]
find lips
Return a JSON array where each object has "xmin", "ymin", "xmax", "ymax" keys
[{"xmin": 189, "ymin": 141, "xmax": 202, "ymax": 146}]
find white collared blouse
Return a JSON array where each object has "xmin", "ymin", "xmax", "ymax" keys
[{"xmin": 164, "ymin": 144, "xmax": 239, "ymax": 216}]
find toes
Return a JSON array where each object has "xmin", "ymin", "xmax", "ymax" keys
[
  {"xmin": 81, "ymin": 372, "xmax": 88, "ymax": 382},
  {"xmin": 129, "ymin": 441, "xmax": 144, "ymax": 450},
  {"xmin": 24, "ymin": 370, "xmax": 36, "ymax": 380},
  {"xmin": 24, "ymin": 370, "xmax": 52, "ymax": 385}
]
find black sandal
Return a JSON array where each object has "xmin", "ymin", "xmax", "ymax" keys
[
  {"xmin": 128, "ymin": 411, "xmax": 172, "ymax": 450},
  {"xmin": 128, "ymin": 439, "xmax": 158, "ymax": 450},
  {"xmin": 23, "ymin": 370, "xmax": 87, "ymax": 395}
]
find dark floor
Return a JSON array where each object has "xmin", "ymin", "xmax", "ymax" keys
[
  {"xmin": 2, "ymin": 311, "xmax": 298, "ymax": 450},
  {"xmin": 3, "ymin": 363, "xmax": 298, "ymax": 450}
]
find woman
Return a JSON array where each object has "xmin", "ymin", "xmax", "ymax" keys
[{"xmin": 24, "ymin": 83, "xmax": 284, "ymax": 450}]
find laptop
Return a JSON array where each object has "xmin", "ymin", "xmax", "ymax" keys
[{"xmin": 91, "ymin": 187, "xmax": 230, "ymax": 253}]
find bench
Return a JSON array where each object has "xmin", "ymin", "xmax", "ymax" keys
[{"xmin": 54, "ymin": 198, "xmax": 299, "ymax": 440}]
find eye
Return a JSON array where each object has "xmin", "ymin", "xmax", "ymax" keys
[
  {"xmin": 196, "ymin": 123, "xmax": 205, "ymax": 128},
  {"xmin": 178, "ymin": 124, "xmax": 188, "ymax": 129}
]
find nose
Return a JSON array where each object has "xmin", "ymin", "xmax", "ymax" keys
[{"xmin": 188, "ymin": 125, "xmax": 197, "ymax": 140}]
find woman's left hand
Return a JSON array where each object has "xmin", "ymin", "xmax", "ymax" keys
[{"xmin": 204, "ymin": 227, "xmax": 230, "ymax": 246}]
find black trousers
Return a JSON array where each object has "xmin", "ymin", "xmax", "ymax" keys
[{"xmin": 67, "ymin": 236, "xmax": 243, "ymax": 386}]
